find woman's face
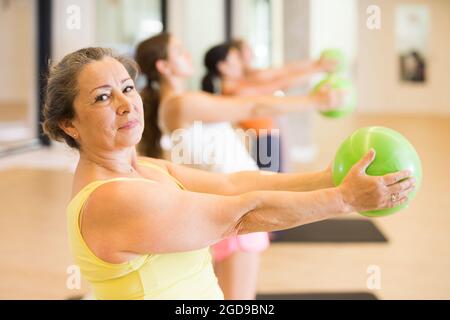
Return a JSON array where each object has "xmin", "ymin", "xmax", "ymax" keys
[
  {"xmin": 219, "ymin": 49, "xmax": 244, "ymax": 79},
  {"xmin": 70, "ymin": 57, "xmax": 144, "ymax": 151},
  {"xmin": 166, "ymin": 37, "xmax": 195, "ymax": 78}
]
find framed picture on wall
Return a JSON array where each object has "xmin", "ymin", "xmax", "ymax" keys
[{"xmin": 396, "ymin": 4, "xmax": 430, "ymax": 83}]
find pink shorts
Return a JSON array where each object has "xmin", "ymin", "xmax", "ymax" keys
[{"xmin": 211, "ymin": 232, "xmax": 270, "ymax": 262}]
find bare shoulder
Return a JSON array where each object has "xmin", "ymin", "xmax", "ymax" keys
[
  {"xmin": 163, "ymin": 92, "xmax": 210, "ymax": 110},
  {"xmin": 222, "ymin": 79, "xmax": 240, "ymax": 95},
  {"xmin": 81, "ymin": 178, "xmax": 165, "ymax": 238},
  {"xmin": 159, "ymin": 94, "xmax": 185, "ymax": 131},
  {"xmin": 83, "ymin": 178, "xmax": 158, "ymax": 221},
  {"xmin": 160, "ymin": 91, "xmax": 220, "ymax": 131},
  {"xmin": 80, "ymin": 179, "xmax": 166, "ymax": 262}
]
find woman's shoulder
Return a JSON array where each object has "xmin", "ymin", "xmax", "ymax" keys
[
  {"xmin": 74, "ymin": 174, "xmax": 159, "ymax": 236},
  {"xmin": 163, "ymin": 91, "xmax": 210, "ymax": 109},
  {"xmin": 83, "ymin": 177, "xmax": 157, "ymax": 209},
  {"xmin": 74, "ymin": 177, "xmax": 161, "ymax": 265},
  {"xmin": 222, "ymin": 78, "xmax": 240, "ymax": 95}
]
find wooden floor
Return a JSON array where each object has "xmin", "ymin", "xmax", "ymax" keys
[{"xmin": 0, "ymin": 114, "xmax": 449, "ymax": 299}]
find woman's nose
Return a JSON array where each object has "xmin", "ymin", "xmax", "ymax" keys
[{"xmin": 116, "ymin": 92, "xmax": 133, "ymax": 115}]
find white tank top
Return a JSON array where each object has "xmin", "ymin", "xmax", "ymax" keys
[{"xmin": 162, "ymin": 121, "xmax": 258, "ymax": 173}]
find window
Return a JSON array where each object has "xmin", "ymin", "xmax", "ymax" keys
[
  {"xmin": 231, "ymin": 0, "xmax": 273, "ymax": 68},
  {"xmin": 246, "ymin": 0, "xmax": 272, "ymax": 68}
]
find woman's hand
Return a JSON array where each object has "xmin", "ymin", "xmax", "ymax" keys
[
  {"xmin": 338, "ymin": 149, "xmax": 416, "ymax": 213},
  {"xmin": 310, "ymin": 84, "xmax": 347, "ymax": 112},
  {"xmin": 315, "ymin": 57, "xmax": 339, "ymax": 73}
]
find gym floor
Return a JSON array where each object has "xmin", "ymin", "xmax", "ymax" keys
[{"xmin": 1, "ymin": 113, "xmax": 448, "ymax": 300}]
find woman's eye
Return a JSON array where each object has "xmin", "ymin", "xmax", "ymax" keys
[
  {"xmin": 123, "ymin": 85, "xmax": 135, "ymax": 93},
  {"xmin": 95, "ymin": 94, "xmax": 109, "ymax": 103}
]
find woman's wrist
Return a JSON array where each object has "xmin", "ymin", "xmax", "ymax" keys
[
  {"xmin": 308, "ymin": 91, "xmax": 322, "ymax": 108},
  {"xmin": 319, "ymin": 167, "xmax": 334, "ymax": 189},
  {"xmin": 336, "ymin": 185, "xmax": 354, "ymax": 214},
  {"xmin": 312, "ymin": 59, "xmax": 325, "ymax": 72}
]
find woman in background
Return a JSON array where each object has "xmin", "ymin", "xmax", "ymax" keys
[
  {"xmin": 230, "ymin": 39, "xmax": 336, "ymax": 172},
  {"xmin": 200, "ymin": 42, "xmax": 337, "ymax": 299},
  {"xmin": 202, "ymin": 42, "xmax": 335, "ymax": 173},
  {"xmin": 136, "ymin": 33, "xmax": 344, "ymax": 299}
]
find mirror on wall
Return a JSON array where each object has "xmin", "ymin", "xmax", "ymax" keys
[
  {"xmin": 95, "ymin": 0, "xmax": 164, "ymax": 90},
  {"xmin": 95, "ymin": 0, "xmax": 163, "ymax": 55},
  {"xmin": 0, "ymin": 0, "xmax": 37, "ymax": 154},
  {"xmin": 396, "ymin": 4, "xmax": 429, "ymax": 83}
]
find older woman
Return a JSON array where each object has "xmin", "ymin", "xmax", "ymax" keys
[{"xmin": 43, "ymin": 47, "xmax": 415, "ymax": 300}]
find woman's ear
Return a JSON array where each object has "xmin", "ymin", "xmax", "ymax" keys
[
  {"xmin": 155, "ymin": 59, "xmax": 169, "ymax": 76},
  {"xmin": 217, "ymin": 61, "xmax": 228, "ymax": 76},
  {"xmin": 59, "ymin": 119, "xmax": 79, "ymax": 139}
]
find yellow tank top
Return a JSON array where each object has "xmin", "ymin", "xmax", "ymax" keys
[{"xmin": 66, "ymin": 158, "xmax": 224, "ymax": 300}]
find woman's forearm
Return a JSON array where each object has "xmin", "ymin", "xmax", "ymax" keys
[
  {"xmin": 246, "ymin": 65, "xmax": 297, "ymax": 82},
  {"xmin": 165, "ymin": 160, "xmax": 333, "ymax": 197},
  {"xmin": 248, "ymin": 60, "xmax": 316, "ymax": 82},
  {"xmin": 281, "ymin": 62, "xmax": 324, "ymax": 89},
  {"xmin": 268, "ymin": 68, "xmax": 317, "ymax": 92},
  {"xmin": 170, "ymin": 92, "xmax": 321, "ymax": 128},
  {"xmin": 227, "ymin": 169, "xmax": 333, "ymax": 194},
  {"xmin": 232, "ymin": 187, "xmax": 350, "ymax": 235},
  {"xmin": 246, "ymin": 94, "xmax": 319, "ymax": 118},
  {"xmin": 270, "ymin": 60, "xmax": 324, "ymax": 91},
  {"xmin": 289, "ymin": 60, "xmax": 317, "ymax": 72}
]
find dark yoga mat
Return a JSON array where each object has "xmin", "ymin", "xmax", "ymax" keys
[
  {"xmin": 67, "ymin": 293, "xmax": 378, "ymax": 300},
  {"xmin": 257, "ymin": 292, "xmax": 378, "ymax": 300},
  {"xmin": 271, "ymin": 219, "xmax": 388, "ymax": 243}
]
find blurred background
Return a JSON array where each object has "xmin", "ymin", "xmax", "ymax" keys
[{"xmin": 0, "ymin": 0, "xmax": 449, "ymax": 299}]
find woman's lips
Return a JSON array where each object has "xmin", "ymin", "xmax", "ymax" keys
[{"xmin": 119, "ymin": 120, "xmax": 139, "ymax": 130}]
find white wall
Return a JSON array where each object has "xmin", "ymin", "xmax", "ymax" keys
[
  {"xmin": 168, "ymin": 0, "xmax": 225, "ymax": 90},
  {"xmin": 309, "ymin": 0, "xmax": 358, "ymax": 64},
  {"xmin": 357, "ymin": 0, "xmax": 450, "ymax": 115}
]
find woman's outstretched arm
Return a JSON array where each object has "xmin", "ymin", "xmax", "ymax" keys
[
  {"xmin": 160, "ymin": 90, "xmax": 338, "ymax": 132},
  {"xmin": 83, "ymin": 151, "xmax": 415, "ymax": 256},
  {"xmin": 142, "ymin": 157, "xmax": 334, "ymax": 195},
  {"xmin": 244, "ymin": 58, "xmax": 335, "ymax": 83},
  {"xmin": 225, "ymin": 59, "xmax": 335, "ymax": 95}
]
